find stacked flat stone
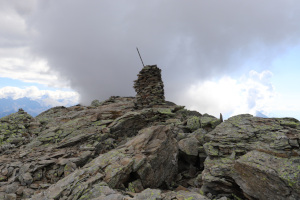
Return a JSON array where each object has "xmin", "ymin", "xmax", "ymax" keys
[{"xmin": 134, "ymin": 65, "xmax": 165, "ymax": 108}]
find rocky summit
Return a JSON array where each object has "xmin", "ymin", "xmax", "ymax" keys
[{"xmin": 0, "ymin": 66, "xmax": 299, "ymax": 200}]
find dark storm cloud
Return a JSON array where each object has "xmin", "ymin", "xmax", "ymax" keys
[{"xmin": 26, "ymin": 0, "xmax": 300, "ymax": 104}]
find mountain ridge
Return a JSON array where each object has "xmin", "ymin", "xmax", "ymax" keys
[
  {"xmin": 0, "ymin": 96, "xmax": 299, "ymax": 200},
  {"xmin": 0, "ymin": 65, "xmax": 299, "ymax": 199},
  {"xmin": 0, "ymin": 97, "xmax": 51, "ymax": 118}
]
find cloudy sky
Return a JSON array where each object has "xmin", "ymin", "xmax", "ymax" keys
[{"xmin": 1, "ymin": 0, "xmax": 300, "ymax": 119}]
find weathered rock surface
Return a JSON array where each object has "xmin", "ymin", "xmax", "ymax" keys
[
  {"xmin": 233, "ymin": 150, "xmax": 300, "ymax": 200},
  {"xmin": 0, "ymin": 96, "xmax": 212, "ymax": 199},
  {"xmin": 0, "ymin": 109, "xmax": 33, "ymax": 153},
  {"xmin": 202, "ymin": 114, "xmax": 300, "ymax": 199},
  {"xmin": 0, "ymin": 95, "xmax": 299, "ymax": 200},
  {"xmin": 31, "ymin": 125, "xmax": 178, "ymax": 199}
]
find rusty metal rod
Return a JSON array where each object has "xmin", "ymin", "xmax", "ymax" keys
[{"xmin": 136, "ymin": 47, "xmax": 145, "ymax": 67}]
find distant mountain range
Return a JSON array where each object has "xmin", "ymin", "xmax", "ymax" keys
[
  {"xmin": 0, "ymin": 97, "xmax": 52, "ymax": 117},
  {"xmin": 255, "ymin": 111, "xmax": 268, "ymax": 118}
]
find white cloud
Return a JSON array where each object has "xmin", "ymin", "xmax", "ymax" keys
[
  {"xmin": 0, "ymin": 0, "xmax": 69, "ymax": 90},
  {"xmin": 268, "ymin": 92, "xmax": 300, "ymax": 120},
  {"xmin": 0, "ymin": 0, "xmax": 299, "ymax": 121},
  {"xmin": 179, "ymin": 70, "xmax": 276, "ymax": 118},
  {"xmin": 0, "ymin": 86, "xmax": 79, "ymax": 107},
  {"xmin": 0, "ymin": 47, "xmax": 70, "ymax": 88},
  {"xmin": 0, "ymin": 0, "xmax": 37, "ymax": 47}
]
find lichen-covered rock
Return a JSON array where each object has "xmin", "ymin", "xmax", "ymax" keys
[
  {"xmin": 187, "ymin": 116, "xmax": 201, "ymax": 131},
  {"xmin": 30, "ymin": 125, "xmax": 178, "ymax": 199},
  {"xmin": 193, "ymin": 128, "xmax": 207, "ymax": 145},
  {"xmin": 202, "ymin": 114, "xmax": 300, "ymax": 199},
  {"xmin": 1, "ymin": 94, "xmax": 299, "ymax": 200},
  {"xmin": 185, "ymin": 114, "xmax": 222, "ymax": 132},
  {"xmin": 127, "ymin": 179, "xmax": 144, "ymax": 193},
  {"xmin": 163, "ymin": 190, "xmax": 209, "ymax": 200},
  {"xmin": 108, "ymin": 107, "xmax": 181, "ymax": 139},
  {"xmin": 0, "ymin": 109, "xmax": 33, "ymax": 152},
  {"xmin": 233, "ymin": 150, "xmax": 300, "ymax": 200},
  {"xmin": 200, "ymin": 113, "xmax": 222, "ymax": 129},
  {"xmin": 133, "ymin": 188, "xmax": 162, "ymax": 200},
  {"xmin": 19, "ymin": 172, "xmax": 33, "ymax": 186},
  {"xmin": 0, "ymin": 96, "xmax": 193, "ymax": 199},
  {"xmin": 25, "ymin": 97, "xmax": 137, "ymax": 151},
  {"xmin": 0, "ymin": 97, "xmax": 136, "ymax": 199},
  {"xmin": 178, "ymin": 128, "xmax": 207, "ymax": 162},
  {"xmin": 90, "ymin": 99, "xmax": 102, "ymax": 107},
  {"xmin": 77, "ymin": 184, "xmax": 126, "ymax": 200}
]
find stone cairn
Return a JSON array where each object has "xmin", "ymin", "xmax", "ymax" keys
[{"xmin": 134, "ymin": 65, "xmax": 165, "ymax": 108}]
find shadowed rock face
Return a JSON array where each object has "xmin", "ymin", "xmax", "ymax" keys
[
  {"xmin": 0, "ymin": 96, "xmax": 299, "ymax": 200},
  {"xmin": 30, "ymin": 125, "xmax": 179, "ymax": 200},
  {"xmin": 133, "ymin": 65, "xmax": 165, "ymax": 108}
]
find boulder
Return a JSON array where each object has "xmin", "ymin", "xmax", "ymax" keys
[
  {"xmin": 30, "ymin": 125, "xmax": 178, "ymax": 199},
  {"xmin": 133, "ymin": 188, "xmax": 162, "ymax": 200},
  {"xmin": 187, "ymin": 116, "xmax": 201, "ymax": 131},
  {"xmin": 200, "ymin": 114, "xmax": 222, "ymax": 129},
  {"xmin": 233, "ymin": 150, "xmax": 300, "ymax": 200},
  {"xmin": 202, "ymin": 114, "xmax": 300, "ymax": 199},
  {"xmin": 178, "ymin": 136, "xmax": 199, "ymax": 157},
  {"xmin": 185, "ymin": 114, "xmax": 222, "ymax": 132}
]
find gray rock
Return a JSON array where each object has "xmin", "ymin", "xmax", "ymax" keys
[
  {"xmin": 91, "ymin": 194, "xmax": 125, "ymax": 200},
  {"xmin": 63, "ymin": 162, "xmax": 77, "ymax": 177},
  {"xmin": 201, "ymin": 113, "xmax": 221, "ymax": 129},
  {"xmin": 0, "ymin": 110, "xmax": 33, "ymax": 153},
  {"xmin": 127, "ymin": 179, "xmax": 144, "ymax": 193},
  {"xmin": 0, "ymin": 182, "xmax": 19, "ymax": 194},
  {"xmin": 0, "ymin": 192, "xmax": 17, "ymax": 200},
  {"xmin": 1, "ymin": 92, "xmax": 299, "ymax": 200},
  {"xmin": 233, "ymin": 150, "xmax": 300, "ymax": 200},
  {"xmin": 187, "ymin": 116, "xmax": 201, "ymax": 131},
  {"xmin": 90, "ymin": 99, "xmax": 102, "ymax": 107},
  {"xmin": 22, "ymin": 188, "xmax": 35, "ymax": 198},
  {"xmin": 19, "ymin": 172, "xmax": 33, "ymax": 186},
  {"xmin": 178, "ymin": 136, "xmax": 199, "ymax": 156},
  {"xmin": 30, "ymin": 125, "xmax": 178, "ymax": 199},
  {"xmin": 77, "ymin": 185, "xmax": 124, "ymax": 200},
  {"xmin": 133, "ymin": 188, "xmax": 161, "ymax": 200},
  {"xmin": 202, "ymin": 114, "xmax": 300, "ymax": 199},
  {"xmin": 163, "ymin": 190, "xmax": 209, "ymax": 200}
]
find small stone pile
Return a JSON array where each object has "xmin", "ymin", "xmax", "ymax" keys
[{"xmin": 133, "ymin": 65, "xmax": 165, "ymax": 108}]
